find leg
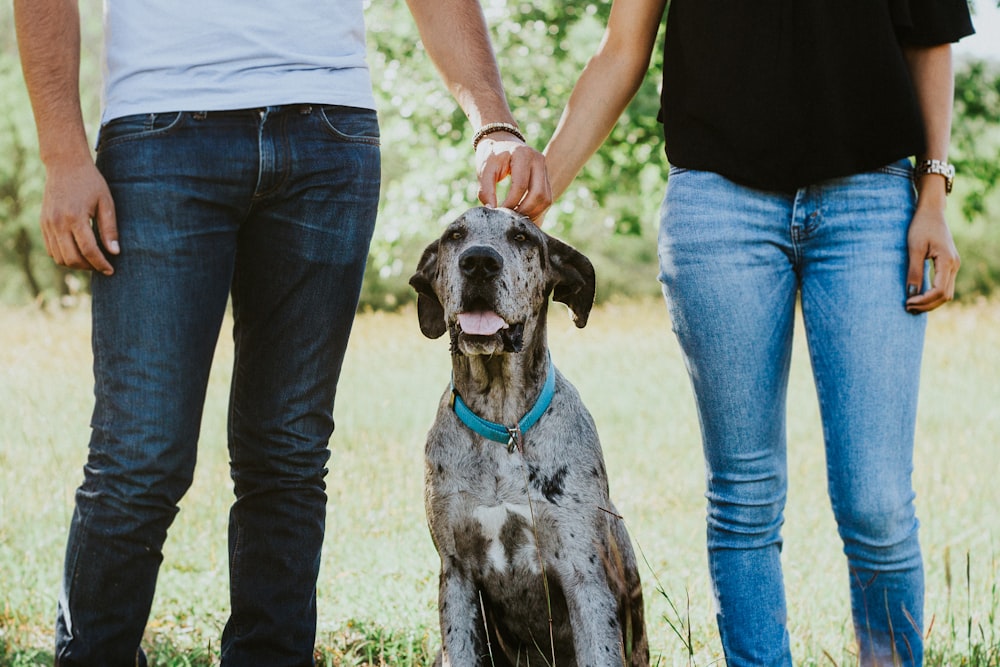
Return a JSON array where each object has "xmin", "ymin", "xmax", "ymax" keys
[
  {"xmin": 220, "ymin": 106, "xmax": 380, "ymax": 665},
  {"xmin": 657, "ymin": 168, "xmax": 798, "ymax": 667},
  {"xmin": 799, "ymin": 162, "xmax": 925, "ymax": 666},
  {"xmin": 55, "ymin": 112, "xmax": 245, "ymax": 665}
]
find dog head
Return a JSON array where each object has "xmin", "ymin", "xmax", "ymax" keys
[{"xmin": 409, "ymin": 207, "xmax": 595, "ymax": 357}]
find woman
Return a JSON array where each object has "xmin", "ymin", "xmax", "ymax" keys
[{"xmin": 541, "ymin": 1, "xmax": 973, "ymax": 665}]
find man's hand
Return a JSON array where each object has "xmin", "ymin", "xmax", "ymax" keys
[
  {"xmin": 476, "ymin": 133, "xmax": 551, "ymax": 224},
  {"xmin": 41, "ymin": 158, "xmax": 119, "ymax": 275},
  {"xmin": 404, "ymin": 0, "xmax": 552, "ymax": 224},
  {"xmin": 15, "ymin": 0, "xmax": 119, "ymax": 274}
]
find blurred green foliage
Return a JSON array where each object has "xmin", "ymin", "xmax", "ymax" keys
[
  {"xmin": 364, "ymin": 0, "xmax": 668, "ymax": 308},
  {"xmin": 1, "ymin": 0, "xmax": 998, "ymax": 307}
]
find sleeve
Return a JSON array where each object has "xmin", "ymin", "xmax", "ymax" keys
[{"xmin": 890, "ymin": 0, "xmax": 975, "ymax": 46}]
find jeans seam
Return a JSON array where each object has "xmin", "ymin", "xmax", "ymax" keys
[
  {"xmin": 317, "ymin": 107, "xmax": 381, "ymax": 145},
  {"xmin": 97, "ymin": 112, "xmax": 186, "ymax": 151}
]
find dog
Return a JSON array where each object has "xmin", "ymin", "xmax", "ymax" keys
[{"xmin": 409, "ymin": 207, "xmax": 649, "ymax": 667}]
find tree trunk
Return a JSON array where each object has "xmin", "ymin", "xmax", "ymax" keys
[{"xmin": 14, "ymin": 226, "xmax": 44, "ymax": 304}]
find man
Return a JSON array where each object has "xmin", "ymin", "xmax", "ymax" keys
[{"xmin": 13, "ymin": 0, "xmax": 549, "ymax": 664}]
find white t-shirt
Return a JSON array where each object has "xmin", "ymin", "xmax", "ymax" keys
[{"xmin": 101, "ymin": 0, "xmax": 376, "ymax": 123}]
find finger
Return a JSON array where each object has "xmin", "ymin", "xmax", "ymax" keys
[
  {"xmin": 477, "ymin": 145, "xmax": 513, "ymax": 209},
  {"xmin": 95, "ymin": 193, "xmax": 120, "ymax": 256},
  {"xmin": 72, "ymin": 224, "xmax": 114, "ymax": 275},
  {"xmin": 510, "ymin": 169, "xmax": 552, "ymax": 222},
  {"xmin": 53, "ymin": 229, "xmax": 90, "ymax": 271},
  {"xmin": 906, "ymin": 289, "xmax": 948, "ymax": 313},
  {"xmin": 498, "ymin": 153, "xmax": 531, "ymax": 211},
  {"xmin": 43, "ymin": 213, "xmax": 76, "ymax": 267},
  {"xmin": 906, "ymin": 249, "xmax": 960, "ymax": 313},
  {"xmin": 905, "ymin": 269, "xmax": 952, "ymax": 313},
  {"xmin": 478, "ymin": 186, "xmax": 498, "ymax": 208},
  {"xmin": 40, "ymin": 222, "xmax": 58, "ymax": 261},
  {"xmin": 904, "ymin": 247, "xmax": 926, "ymax": 302},
  {"xmin": 499, "ymin": 176, "xmax": 529, "ymax": 212},
  {"xmin": 477, "ymin": 163, "xmax": 501, "ymax": 208},
  {"xmin": 937, "ymin": 251, "xmax": 961, "ymax": 301}
]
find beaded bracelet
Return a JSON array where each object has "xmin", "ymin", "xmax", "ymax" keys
[{"xmin": 472, "ymin": 122, "xmax": 525, "ymax": 150}]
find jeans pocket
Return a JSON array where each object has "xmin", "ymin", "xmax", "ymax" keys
[
  {"xmin": 316, "ymin": 106, "xmax": 380, "ymax": 145},
  {"xmin": 97, "ymin": 112, "xmax": 184, "ymax": 152}
]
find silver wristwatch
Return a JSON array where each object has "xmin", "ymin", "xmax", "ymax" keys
[{"xmin": 914, "ymin": 159, "xmax": 955, "ymax": 194}]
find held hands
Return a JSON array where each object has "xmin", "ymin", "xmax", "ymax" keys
[
  {"xmin": 905, "ymin": 198, "xmax": 960, "ymax": 313},
  {"xmin": 40, "ymin": 159, "xmax": 119, "ymax": 276},
  {"xmin": 475, "ymin": 132, "xmax": 551, "ymax": 224}
]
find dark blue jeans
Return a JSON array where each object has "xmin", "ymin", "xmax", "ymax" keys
[{"xmin": 54, "ymin": 105, "xmax": 380, "ymax": 666}]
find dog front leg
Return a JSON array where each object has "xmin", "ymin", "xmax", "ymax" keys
[
  {"xmin": 561, "ymin": 559, "xmax": 631, "ymax": 666},
  {"xmin": 437, "ymin": 564, "xmax": 491, "ymax": 666}
]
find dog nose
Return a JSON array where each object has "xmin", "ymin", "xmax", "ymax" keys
[{"xmin": 459, "ymin": 246, "xmax": 503, "ymax": 281}]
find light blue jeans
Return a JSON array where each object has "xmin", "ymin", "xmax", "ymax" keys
[{"xmin": 657, "ymin": 161, "xmax": 926, "ymax": 666}]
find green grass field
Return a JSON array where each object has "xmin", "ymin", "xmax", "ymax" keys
[{"xmin": 1, "ymin": 298, "xmax": 998, "ymax": 666}]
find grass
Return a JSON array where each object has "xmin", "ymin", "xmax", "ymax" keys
[{"xmin": 1, "ymin": 298, "xmax": 999, "ymax": 666}]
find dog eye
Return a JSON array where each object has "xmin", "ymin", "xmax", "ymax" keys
[
  {"xmin": 449, "ymin": 229, "xmax": 465, "ymax": 241},
  {"xmin": 512, "ymin": 232, "xmax": 527, "ymax": 243}
]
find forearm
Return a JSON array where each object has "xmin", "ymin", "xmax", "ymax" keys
[
  {"xmin": 543, "ymin": 0, "xmax": 664, "ymax": 200},
  {"xmin": 901, "ymin": 42, "xmax": 961, "ymax": 311},
  {"xmin": 404, "ymin": 0, "xmax": 516, "ymax": 129},
  {"xmin": 903, "ymin": 43, "xmax": 955, "ymax": 205},
  {"xmin": 14, "ymin": 0, "xmax": 91, "ymax": 166},
  {"xmin": 544, "ymin": 48, "xmax": 651, "ymax": 200},
  {"xmin": 14, "ymin": 0, "xmax": 118, "ymax": 274},
  {"xmin": 405, "ymin": 0, "xmax": 552, "ymax": 218}
]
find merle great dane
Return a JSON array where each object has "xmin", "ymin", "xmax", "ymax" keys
[{"xmin": 409, "ymin": 207, "xmax": 649, "ymax": 666}]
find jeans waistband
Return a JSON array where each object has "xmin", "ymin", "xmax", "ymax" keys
[
  {"xmin": 874, "ymin": 158, "xmax": 914, "ymax": 179},
  {"xmin": 189, "ymin": 105, "xmax": 321, "ymax": 120}
]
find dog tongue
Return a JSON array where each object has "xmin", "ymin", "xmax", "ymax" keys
[{"xmin": 458, "ymin": 311, "xmax": 508, "ymax": 336}]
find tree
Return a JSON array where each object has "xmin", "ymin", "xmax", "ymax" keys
[
  {"xmin": 953, "ymin": 60, "xmax": 1000, "ymax": 221},
  {"xmin": 0, "ymin": 56, "xmax": 49, "ymax": 303},
  {"xmin": 950, "ymin": 58, "xmax": 1000, "ymax": 297}
]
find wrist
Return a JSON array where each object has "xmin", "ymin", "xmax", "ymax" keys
[
  {"xmin": 40, "ymin": 140, "xmax": 93, "ymax": 170},
  {"xmin": 913, "ymin": 158, "xmax": 954, "ymax": 195},
  {"xmin": 472, "ymin": 122, "xmax": 525, "ymax": 150},
  {"xmin": 914, "ymin": 179, "xmax": 948, "ymax": 214},
  {"xmin": 915, "ymin": 190, "xmax": 947, "ymax": 215}
]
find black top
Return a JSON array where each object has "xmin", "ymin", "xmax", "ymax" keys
[{"xmin": 658, "ymin": 0, "xmax": 974, "ymax": 192}]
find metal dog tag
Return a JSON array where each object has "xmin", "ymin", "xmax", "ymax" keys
[{"xmin": 507, "ymin": 425, "xmax": 523, "ymax": 454}]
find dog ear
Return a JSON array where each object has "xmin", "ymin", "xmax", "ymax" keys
[
  {"xmin": 547, "ymin": 235, "xmax": 596, "ymax": 328},
  {"xmin": 409, "ymin": 240, "xmax": 447, "ymax": 339}
]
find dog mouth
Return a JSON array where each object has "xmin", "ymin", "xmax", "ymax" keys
[
  {"xmin": 457, "ymin": 311, "xmax": 508, "ymax": 336},
  {"xmin": 450, "ymin": 310, "xmax": 525, "ymax": 353}
]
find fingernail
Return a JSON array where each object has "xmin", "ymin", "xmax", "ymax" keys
[
  {"xmin": 109, "ymin": 240, "xmax": 120, "ymax": 253},
  {"xmin": 906, "ymin": 284, "xmax": 919, "ymax": 297}
]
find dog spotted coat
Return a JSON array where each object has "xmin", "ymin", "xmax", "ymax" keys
[{"xmin": 410, "ymin": 207, "xmax": 649, "ymax": 667}]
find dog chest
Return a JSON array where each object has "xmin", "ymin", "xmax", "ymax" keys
[
  {"xmin": 427, "ymin": 438, "xmax": 570, "ymax": 563},
  {"xmin": 469, "ymin": 503, "xmax": 533, "ymax": 572}
]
